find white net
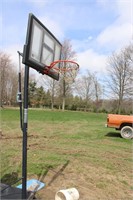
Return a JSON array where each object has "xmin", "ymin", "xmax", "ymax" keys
[{"xmin": 50, "ymin": 60, "xmax": 79, "ymax": 83}]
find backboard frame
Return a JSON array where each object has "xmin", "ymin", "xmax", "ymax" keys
[{"xmin": 22, "ymin": 13, "xmax": 62, "ymax": 80}]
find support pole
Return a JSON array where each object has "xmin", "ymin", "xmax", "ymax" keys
[
  {"xmin": 22, "ymin": 65, "xmax": 29, "ymax": 199},
  {"xmin": 17, "ymin": 51, "xmax": 23, "ymax": 131}
]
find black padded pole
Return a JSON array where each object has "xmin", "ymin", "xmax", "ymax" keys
[{"xmin": 22, "ymin": 65, "xmax": 29, "ymax": 199}]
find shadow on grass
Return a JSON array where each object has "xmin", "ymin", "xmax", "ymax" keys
[
  {"xmin": 47, "ymin": 160, "xmax": 70, "ymax": 186},
  {"xmin": 105, "ymin": 132, "xmax": 121, "ymax": 138},
  {"xmin": 0, "ymin": 172, "xmax": 20, "ymax": 185},
  {"xmin": 36, "ymin": 160, "xmax": 70, "ymax": 187}
]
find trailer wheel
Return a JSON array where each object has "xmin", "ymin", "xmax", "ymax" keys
[{"xmin": 120, "ymin": 126, "xmax": 133, "ymax": 139}]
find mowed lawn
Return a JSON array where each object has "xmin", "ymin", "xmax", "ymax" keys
[{"xmin": 1, "ymin": 108, "xmax": 133, "ymax": 200}]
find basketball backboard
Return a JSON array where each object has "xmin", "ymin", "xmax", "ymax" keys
[{"xmin": 22, "ymin": 13, "xmax": 62, "ymax": 80}]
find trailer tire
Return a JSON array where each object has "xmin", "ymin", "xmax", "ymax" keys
[{"xmin": 120, "ymin": 126, "xmax": 133, "ymax": 139}]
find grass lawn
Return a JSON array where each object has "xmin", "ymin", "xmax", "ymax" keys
[{"xmin": 1, "ymin": 108, "xmax": 133, "ymax": 200}]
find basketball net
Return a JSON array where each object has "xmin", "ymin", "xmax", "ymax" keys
[{"xmin": 44, "ymin": 60, "xmax": 79, "ymax": 83}]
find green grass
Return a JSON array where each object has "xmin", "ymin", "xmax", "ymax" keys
[{"xmin": 1, "ymin": 108, "xmax": 133, "ymax": 199}]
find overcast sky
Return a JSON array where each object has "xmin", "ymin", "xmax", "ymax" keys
[{"xmin": 1, "ymin": 0, "xmax": 133, "ymax": 77}]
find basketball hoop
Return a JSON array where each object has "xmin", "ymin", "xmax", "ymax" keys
[{"xmin": 44, "ymin": 60, "xmax": 79, "ymax": 82}]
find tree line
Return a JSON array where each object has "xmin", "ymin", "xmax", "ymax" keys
[{"xmin": 0, "ymin": 40, "xmax": 133, "ymax": 114}]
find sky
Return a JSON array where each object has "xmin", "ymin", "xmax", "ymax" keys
[{"xmin": 1, "ymin": 0, "xmax": 133, "ymax": 78}]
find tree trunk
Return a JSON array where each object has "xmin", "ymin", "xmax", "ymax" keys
[
  {"xmin": 62, "ymin": 80, "xmax": 66, "ymax": 111},
  {"xmin": 62, "ymin": 97, "xmax": 65, "ymax": 111},
  {"xmin": 51, "ymin": 80, "xmax": 55, "ymax": 110}
]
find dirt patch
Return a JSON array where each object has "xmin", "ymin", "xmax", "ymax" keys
[
  {"xmin": 30, "ymin": 160, "xmax": 132, "ymax": 200},
  {"xmin": 0, "ymin": 134, "xmax": 46, "ymax": 140}
]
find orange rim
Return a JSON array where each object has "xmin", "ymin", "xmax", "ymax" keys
[{"xmin": 49, "ymin": 60, "xmax": 79, "ymax": 72}]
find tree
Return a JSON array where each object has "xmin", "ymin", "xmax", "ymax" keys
[
  {"xmin": 123, "ymin": 43, "xmax": 133, "ymax": 97},
  {"xmin": 7, "ymin": 69, "xmax": 18, "ymax": 105},
  {"xmin": 29, "ymin": 81, "xmax": 47, "ymax": 107},
  {"xmin": 29, "ymin": 81, "xmax": 37, "ymax": 107},
  {"xmin": 60, "ymin": 39, "xmax": 77, "ymax": 110},
  {"xmin": 76, "ymin": 70, "xmax": 93, "ymax": 110},
  {"xmin": 92, "ymin": 73, "xmax": 102, "ymax": 112},
  {"xmin": 39, "ymin": 39, "xmax": 78, "ymax": 111},
  {"xmin": 0, "ymin": 52, "xmax": 18, "ymax": 106},
  {"xmin": 107, "ymin": 44, "xmax": 133, "ymax": 114},
  {"xmin": 40, "ymin": 75, "xmax": 59, "ymax": 109},
  {"xmin": 36, "ymin": 86, "xmax": 46, "ymax": 107}
]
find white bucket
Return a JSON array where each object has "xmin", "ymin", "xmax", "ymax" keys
[{"xmin": 55, "ymin": 188, "xmax": 79, "ymax": 200}]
